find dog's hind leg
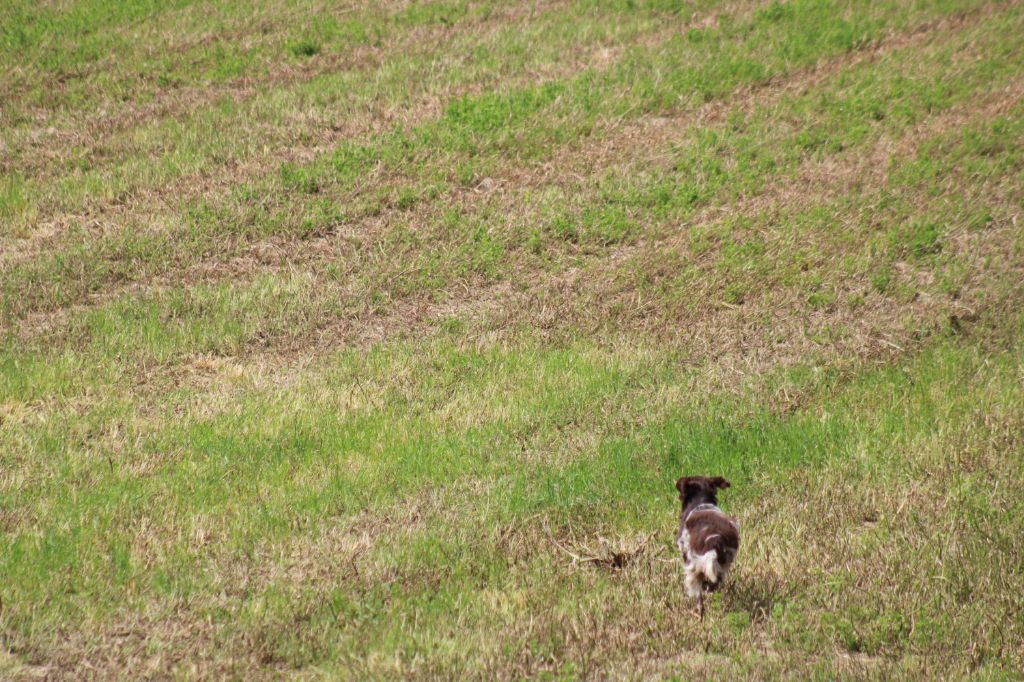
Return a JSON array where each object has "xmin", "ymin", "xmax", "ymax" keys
[{"xmin": 684, "ymin": 567, "xmax": 703, "ymax": 599}]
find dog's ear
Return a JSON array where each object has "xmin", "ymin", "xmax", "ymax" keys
[
  {"xmin": 711, "ymin": 476, "xmax": 731, "ymax": 490},
  {"xmin": 676, "ymin": 476, "xmax": 704, "ymax": 501},
  {"xmin": 676, "ymin": 476, "xmax": 699, "ymax": 499}
]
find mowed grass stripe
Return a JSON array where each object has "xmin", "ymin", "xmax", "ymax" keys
[
  {"xmin": 525, "ymin": 92, "xmax": 1024, "ymax": 331},
  {"xmin": 1, "ymin": 57, "xmax": 1016, "ymax": 445},
  {"xmin": 4, "ymin": 97, "xmax": 1021, "ymax": 510},
  {"xmin": 0, "ymin": 0, "xmax": 1006, "ymax": 326},
  {"xmin": 5, "ymin": 3, "xmax": 1019, "ymax": 369},
  {"xmin": 0, "ymin": 0, "xmax": 417, "ymax": 171},
  {"xmin": 2, "ymin": 82, "xmax": 1016, "ymax": 536},
  {"xmin": 365, "ymin": 11, "xmax": 1023, "ymax": 296},
  {"xmin": 0, "ymin": 0, "xmax": 532, "ymax": 131},
  {"xmin": 0, "ymin": 4, "xmax": 729, "ymax": 292},
  {"xmin": 0, "ymin": 0, "xmax": 639, "ymax": 185},
  {"xmin": 2, "ymin": 0, "xmax": 711, "ymax": 123},
  {"xmin": 0, "ymin": 1, "xmax": 722, "ymax": 252}
]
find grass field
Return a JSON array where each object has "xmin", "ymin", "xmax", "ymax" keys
[{"xmin": 2, "ymin": 0, "xmax": 1023, "ymax": 677}]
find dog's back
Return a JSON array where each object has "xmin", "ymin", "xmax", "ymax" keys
[{"xmin": 683, "ymin": 508, "xmax": 739, "ymax": 591}]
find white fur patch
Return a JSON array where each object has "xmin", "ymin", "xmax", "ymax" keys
[{"xmin": 676, "ymin": 527, "xmax": 690, "ymax": 555}]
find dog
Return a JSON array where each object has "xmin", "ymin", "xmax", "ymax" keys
[{"xmin": 675, "ymin": 476, "xmax": 739, "ymax": 619}]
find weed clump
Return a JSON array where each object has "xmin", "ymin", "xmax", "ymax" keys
[{"xmin": 289, "ymin": 39, "xmax": 320, "ymax": 58}]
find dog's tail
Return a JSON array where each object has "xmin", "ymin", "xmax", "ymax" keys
[{"xmin": 692, "ymin": 550, "xmax": 723, "ymax": 585}]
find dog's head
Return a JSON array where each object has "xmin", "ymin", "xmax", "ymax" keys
[{"xmin": 675, "ymin": 475, "xmax": 731, "ymax": 507}]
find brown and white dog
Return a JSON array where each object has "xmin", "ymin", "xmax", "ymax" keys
[{"xmin": 675, "ymin": 476, "xmax": 739, "ymax": 618}]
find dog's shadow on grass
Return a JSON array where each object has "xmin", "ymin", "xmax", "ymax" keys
[{"xmin": 721, "ymin": 571, "xmax": 794, "ymax": 623}]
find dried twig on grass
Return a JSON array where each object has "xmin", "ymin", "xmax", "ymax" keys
[{"xmin": 543, "ymin": 520, "xmax": 654, "ymax": 570}]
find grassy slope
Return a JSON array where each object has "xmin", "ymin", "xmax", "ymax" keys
[{"xmin": 1, "ymin": 0, "xmax": 1023, "ymax": 678}]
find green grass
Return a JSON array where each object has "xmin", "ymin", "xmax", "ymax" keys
[{"xmin": 1, "ymin": 0, "xmax": 1023, "ymax": 678}]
